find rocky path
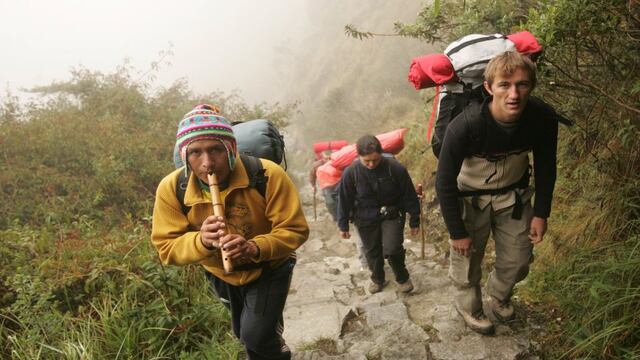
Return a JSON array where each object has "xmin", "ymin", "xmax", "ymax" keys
[{"xmin": 283, "ymin": 189, "xmax": 539, "ymax": 360}]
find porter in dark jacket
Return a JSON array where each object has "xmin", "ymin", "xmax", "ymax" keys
[{"xmin": 337, "ymin": 135, "xmax": 420, "ymax": 294}]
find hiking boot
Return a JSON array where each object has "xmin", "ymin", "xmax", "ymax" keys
[
  {"xmin": 397, "ymin": 279, "xmax": 414, "ymax": 293},
  {"xmin": 490, "ymin": 297, "xmax": 515, "ymax": 322},
  {"xmin": 455, "ymin": 303, "xmax": 495, "ymax": 335},
  {"xmin": 368, "ymin": 281, "xmax": 384, "ymax": 294}
]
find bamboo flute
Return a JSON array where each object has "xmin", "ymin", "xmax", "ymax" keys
[{"xmin": 208, "ymin": 171, "xmax": 234, "ymax": 274}]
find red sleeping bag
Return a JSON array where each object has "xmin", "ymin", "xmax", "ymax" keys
[
  {"xmin": 408, "ymin": 30, "xmax": 543, "ymax": 90},
  {"xmin": 329, "ymin": 128, "xmax": 408, "ymax": 170},
  {"xmin": 408, "ymin": 53, "xmax": 457, "ymax": 90},
  {"xmin": 506, "ymin": 31, "xmax": 543, "ymax": 56},
  {"xmin": 316, "ymin": 162, "xmax": 343, "ymax": 189},
  {"xmin": 313, "ymin": 140, "xmax": 348, "ymax": 159}
]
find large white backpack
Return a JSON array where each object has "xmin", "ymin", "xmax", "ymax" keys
[
  {"xmin": 444, "ymin": 33, "xmax": 516, "ymax": 92},
  {"xmin": 407, "ymin": 31, "xmax": 547, "ymax": 157}
]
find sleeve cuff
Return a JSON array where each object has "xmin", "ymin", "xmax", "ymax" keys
[
  {"xmin": 194, "ymin": 232, "xmax": 218, "ymax": 257},
  {"xmin": 533, "ymin": 209, "xmax": 550, "ymax": 219},
  {"xmin": 248, "ymin": 240, "xmax": 261, "ymax": 262},
  {"xmin": 338, "ymin": 219, "xmax": 349, "ymax": 232},
  {"xmin": 449, "ymin": 230, "xmax": 469, "ymax": 240},
  {"xmin": 252, "ymin": 238, "xmax": 269, "ymax": 262}
]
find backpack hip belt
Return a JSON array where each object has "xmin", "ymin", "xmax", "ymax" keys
[{"xmin": 457, "ymin": 170, "xmax": 530, "ymax": 220}]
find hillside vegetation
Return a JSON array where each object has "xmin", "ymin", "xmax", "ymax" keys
[
  {"xmin": 1, "ymin": 0, "xmax": 638, "ymax": 359},
  {"xmin": 0, "ymin": 66, "xmax": 295, "ymax": 358},
  {"xmin": 0, "ymin": 2, "xmax": 424, "ymax": 358},
  {"xmin": 341, "ymin": 0, "xmax": 639, "ymax": 358}
]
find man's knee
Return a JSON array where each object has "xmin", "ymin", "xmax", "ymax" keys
[
  {"xmin": 240, "ymin": 324, "xmax": 280, "ymax": 355},
  {"xmin": 495, "ymin": 256, "xmax": 531, "ymax": 283},
  {"xmin": 385, "ymin": 250, "xmax": 406, "ymax": 264},
  {"xmin": 449, "ymin": 270, "xmax": 479, "ymax": 289},
  {"xmin": 383, "ymin": 246, "xmax": 404, "ymax": 258},
  {"xmin": 382, "ymin": 233, "xmax": 405, "ymax": 255},
  {"xmin": 448, "ymin": 248, "xmax": 484, "ymax": 287}
]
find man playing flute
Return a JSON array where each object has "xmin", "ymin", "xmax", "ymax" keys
[{"xmin": 151, "ymin": 104, "xmax": 309, "ymax": 359}]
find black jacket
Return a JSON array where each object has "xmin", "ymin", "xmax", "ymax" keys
[
  {"xmin": 337, "ymin": 157, "xmax": 420, "ymax": 231},
  {"xmin": 436, "ymin": 96, "xmax": 558, "ymax": 239}
]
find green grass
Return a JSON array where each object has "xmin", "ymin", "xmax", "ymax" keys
[
  {"xmin": 0, "ymin": 221, "xmax": 244, "ymax": 359},
  {"xmin": 524, "ymin": 217, "xmax": 640, "ymax": 359},
  {"xmin": 0, "ymin": 64, "xmax": 297, "ymax": 358},
  {"xmin": 297, "ymin": 337, "xmax": 339, "ymax": 355}
]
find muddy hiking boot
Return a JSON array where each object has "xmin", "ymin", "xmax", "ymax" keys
[
  {"xmin": 490, "ymin": 297, "xmax": 515, "ymax": 322},
  {"xmin": 368, "ymin": 281, "xmax": 385, "ymax": 294},
  {"xmin": 455, "ymin": 302, "xmax": 495, "ymax": 335},
  {"xmin": 397, "ymin": 279, "xmax": 414, "ymax": 293}
]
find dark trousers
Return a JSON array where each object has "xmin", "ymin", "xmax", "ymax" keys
[
  {"xmin": 355, "ymin": 217, "xmax": 409, "ymax": 285},
  {"xmin": 207, "ymin": 258, "xmax": 295, "ymax": 360},
  {"xmin": 322, "ymin": 185, "xmax": 339, "ymax": 222}
]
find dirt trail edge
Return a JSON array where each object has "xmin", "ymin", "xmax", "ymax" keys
[{"xmin": 284, "ymin": 186, "xmax": 540, "ymax": 360}]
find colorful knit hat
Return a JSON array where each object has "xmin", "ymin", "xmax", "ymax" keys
[{"xmin": 175, "ymin": 104, "xmax": 237, "ymax": 171}]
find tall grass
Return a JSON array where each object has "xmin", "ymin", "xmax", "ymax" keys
[
  {"xmin": 384, "ymin": 0, "xmax": 640, "ymax": 357},
  {"xmin": 0, "ymin": 66, "xmax": 296, "ymax": 358},
  {"xmin": 523, "ymin": 142, "xmax": 640, "ymax": 359},
  {"xmin": 0, "ymin": 221, "xmax": 244, "ymax": 359},
  {"xmin": 530, "ymin": 231, "xmax": 640, "ymax": 359}
]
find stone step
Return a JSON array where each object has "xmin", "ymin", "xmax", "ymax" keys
[{"xmin": 284, "ymin": 192, "xmax": 537, "ymax": 360}]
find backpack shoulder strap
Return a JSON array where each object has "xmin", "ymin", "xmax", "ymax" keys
[
  {"xmin": 175, "ymin": 169, "xmax": 191, "ymax": 215},
  {"xmin": 385, "ymin": 158, "xmax": 401, "ymax": 187},
  {"xmin": 240, "ymin": 154, "xmax": 268, "ymax": 199},
  {"xmin": 347, "ymin": 161, "xmax": 358, "ymax": 189},
  {"xmin": 461, "ymin": 101, "xmax": 489, "ymax": 156}
]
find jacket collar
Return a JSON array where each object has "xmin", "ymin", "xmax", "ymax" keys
[{"xmin": 183, "ymin": 155, "xmax": 251, "ymax": 207}]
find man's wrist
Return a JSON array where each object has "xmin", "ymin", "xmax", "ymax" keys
[
  {"xmin": 199, "ymin": 232, "xmax": 216, "ymax": 251},
  {"xmin": 451, "ymin": 236, "xmax": 471, "ymax": 242},
  {"xmin": 248, "ymin": 240, "xmax": 260, "ymax": 259}
]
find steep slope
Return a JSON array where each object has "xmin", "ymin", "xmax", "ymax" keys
[{"xmin": 277, "ymin": 0, "xmax": 435, "ymax": 147}]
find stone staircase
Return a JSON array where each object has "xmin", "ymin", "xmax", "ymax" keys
[{"xmin": 284, "ymin": 205, "xmax": 539, "ymax": 360}]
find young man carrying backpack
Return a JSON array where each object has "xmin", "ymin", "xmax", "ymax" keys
[
  {"xmin": 337, "ymin": 135, "xmax": 421, "ymax": 294},
  {"xmin": 151, "ymin": 104, "xmax": 309, "ymax": 359},
  {"xmin": 436, "ymin": 51, "xmax": 558, "ymax": 334}
]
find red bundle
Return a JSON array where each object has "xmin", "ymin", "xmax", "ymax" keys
[
  {"xmin": 407, "ymin": 53, "xmax": 457, "ymax": 90},
  {"xmin": 312, "ymin": 140, "xmax": 348, "ymax": 159},
  {"xmin": 329, "ymin": 128, "xmax": 408, "ymax": 170},
  {"xmin": 316, "ymin": 162, "xmax": 343, "ymax": 189}
]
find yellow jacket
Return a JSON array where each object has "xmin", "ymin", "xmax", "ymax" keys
[{"xmin": 151, "ymin": 157, "xmax": 309, "ymax": 286}]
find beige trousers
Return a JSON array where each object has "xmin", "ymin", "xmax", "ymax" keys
[{"xmin": 449, "ymin": 196, "xmax": 534, "ymax": 313}]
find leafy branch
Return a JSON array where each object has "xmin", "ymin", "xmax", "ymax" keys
[
  {"xmin": 343, "ymin": 24, "xmax": 396, "ymax": 40},
  {"xmin": 344, "ymin": 0, "xmax": 449, "ymax": 43}
]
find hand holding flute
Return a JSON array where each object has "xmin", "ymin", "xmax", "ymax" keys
[
  {"xmin": 199, "ymin": 172, "xmax": 260, "ymax": 273},
  {"xmin": 207, "ymin": 171, "xmax": 234, "ymax": 273}
]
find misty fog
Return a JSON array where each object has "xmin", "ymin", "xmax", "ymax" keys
[
  {"xmin": 2, "ymin": 0, "xmax": 436, "ymax": 148},
  {"xmin": 1, "ymin": 0, "xmax": 308, "ymax": 104}
]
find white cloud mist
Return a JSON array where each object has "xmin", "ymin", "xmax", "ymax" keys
[{"xmin": 0, "ymin": 0, "xmax": 309, "ymax": 103}]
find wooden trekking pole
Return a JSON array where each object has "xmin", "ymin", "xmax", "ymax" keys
[
  {"xmin": 208, "ymin": 171, "xmax": 234, "ymax": 274},
  {"xmin": 416, "ymin": 183, "xmax": 426, "ymax": 259},
  {"xmin": 313, "ymin": 187, "xmax": 318, "ymax": 221}
]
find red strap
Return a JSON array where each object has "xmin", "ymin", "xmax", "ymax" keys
[{"xmin": 426, "ymin": 85, "xmax": 440, "ymax": 143}]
